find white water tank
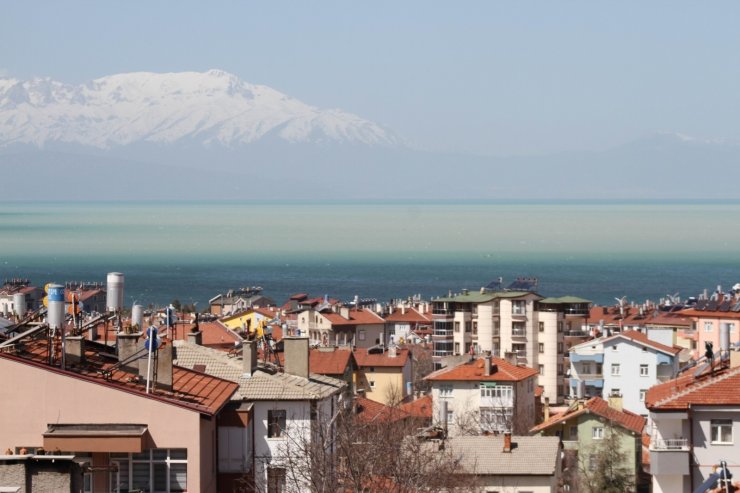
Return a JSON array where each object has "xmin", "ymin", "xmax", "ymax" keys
[
  {"xmin": 721, "ymin": 323, "xmax": 731, "ymax": 354},
  {"xmin": 132, "ymin": 304, "xmax": 144, "ymax": 330},
  {"xmin": 13, "ymin": 293, "xmax": 26, "ymax": 318},
  {"xmin": 47, "ymin": 284, "xmax": 65, "ymax": 329},
  {"xmin": 106, "ymin": 272, "xmax": 125, "ymax": 312}
]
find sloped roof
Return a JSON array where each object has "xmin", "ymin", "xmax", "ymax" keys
[
  {"xmin": 530, "ymin": 397, "xmax": 645, "ymax": 435},
  {"xmin": 173, "ymin": 340, "xmax": 346, "ymax": 401},
  {"xmin": 399, "ymin": 394, "xmax": 432, "ymax": 419},
  {"xmin": 603, "ymin": 330, "xmax": 682, "ymax": 355},
  {"xmin": 646, "ymin": 362, "xmax": 740, "ymax": 410},
  {"xmin": 1, "ymin": 337, "xmax": 237, "ymax": 416},
  {"xmin": 323, "ymin": 309, "xmax": 385, "ymax": 326},
  {"xmin": 354, "ymin": 347, "xmax": 410, "ymax": 368},
  {"xmin": 434, "ymin": 435, "xmax": 560, "ymax": 476},
  {"xmin": 539, "ymin": 296, "xmax": 591, "ymax": 304},
  {"xmin": 384, "ymin": 307, "xmax": 432, "ymax": 323},
  {"xmin": 425, "ymin": 357, "xmax": 538, "ymax": 382},
  {"xmin": 354, "ymin": 396, "xmax": 409, "ymax": 423}
]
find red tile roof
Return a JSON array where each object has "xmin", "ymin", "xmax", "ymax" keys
[
  {"xmin": 680, "ymin": 308, "xmax": 740, "ymax": 320},
  {"xmin": 530, "ymin": 397, "xmax": 645, "ymax": 435},
  {"xmin": 399, "ymin": 394, "xmax": 432, "ymax": 419},
  {"xmin": 384, "ymin": 307, "xmax": 431, "ymax": 323},
  {"xmin": 354, "ymin": 396, "xmax": 409, "ymax": 423},
  {"xmin": 425, "ymin": 357, "xmax": 538, "ymax": 382},
  {"xmin": 353, "ymin": 348, "xmax": 411, "ymax": 368},
  {"xmin": 324, "ymin": 309, "xmax": 385, "ymax": 326},
  {"xmin": 646, "ymin": 362, "xmax": 740, "ymax": 410},
  {"xmin": 0, "ymin": 336, "xmax": 237, "ymax": 416},
  {"xmin": 605, "ymin": 330, "xmax": 682, "ymax": 355},
  {"xmin": 310, "ymin": 348, "xmax": 355, "ymax": 375},
  {"xmin": 169, "ymin": 321, "xmax": 240, "ymax": 352}
]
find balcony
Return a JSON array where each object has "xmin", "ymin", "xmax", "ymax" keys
[
  {"xmin": 650, "ymin": 438, "xmax": 689, "ymax": 475},
  {"xmin": 650, "ymin": 438, "xmax": 689, "ymax": 451},
  {"xmin": 433, "ymin": 329, "xmax": 453, "ymax": 338},
  {"xmin": 564, "ymin": 330, "xmax": 589, "ymax": 337},
  {"xmin": 433, "ymin": 350, "xmax": 453, "ymax": 357},
  {"xmin": 512, "ymin": 327, "xmax": 527, "ymax": 338},
  {"xmin": 491, "ymin": 328, "xmax": 500, "ymax": 337}
]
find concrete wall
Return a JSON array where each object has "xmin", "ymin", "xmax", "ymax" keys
[
  {"xmin": 536, "ymin": 311, "xmax": 561, "ymax": 404},
  {"xmin": 476, "ymin": 473, "xmax": 557, "ymax": 492},
  {"xmin": 0, "ymin": 461, "xmax": 27, "ymax": 493},
  {"xmin": 691, "ymin": 408, "xmax": 740, "ymax": 490},
  {"xmin": 0, "ymin": 357, "xmax": 209, "ymax": 492}
]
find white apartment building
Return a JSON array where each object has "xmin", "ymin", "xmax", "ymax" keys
[
  {"xmin": 431, "ymin": 280, "xmax": 590, "ymax": 404},
  {"xmin": 425, "ymin": 355, "xmax": 538, "ymax": 436},
  {"xmin": 569, "ymin": 330, "xmax": 681, "ymax": 416}
]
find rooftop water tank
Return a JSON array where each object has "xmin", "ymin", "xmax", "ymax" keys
[
  {"xmin": 106, "ymin": 272, "xmax": 125, "ymax": 312},
  {"xmin": 47, "ymin": 284, "xmax": 65, "ymax": 329},
  {"xmin": 13, "ymin": 293, "xmax": 26, "ymax": 318}
]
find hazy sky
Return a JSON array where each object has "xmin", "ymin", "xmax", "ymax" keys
[{"xmin": 3, "ymin": 1, "xmax": 740, "ymax": 156}]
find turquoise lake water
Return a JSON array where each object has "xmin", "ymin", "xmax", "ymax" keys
[{"xmin": 1, "ymin": 201, "xmax": 739, "ymax": 307}]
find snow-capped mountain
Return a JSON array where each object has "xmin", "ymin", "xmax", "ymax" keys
[{"xmin": 0, "ymin": 70, "xmax": 402, "ymax": 149}]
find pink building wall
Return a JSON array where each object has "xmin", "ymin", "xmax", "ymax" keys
[{"xmin": 0, "ymin": 357, "xmax": 217, "ymax": 492}]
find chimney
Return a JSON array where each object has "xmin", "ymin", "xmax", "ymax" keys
[
  {"xmin": 484, "ymin": 352, "xmax": 492, "ymax": 376},
  {"xmin": 504, "ymin": 351, "xmax": 517, "ymax": 366},
  {"xmin": 187, "ymin": 330, "xmax": 203, "ymax": 346},
  {"xmin": 544, "ymin": 397, "xmax": 550, "ymax": 421},
  {"xmin": 388, "ymin": 345, "xmax": 397, "ymax": 358},
  {"xmin": 64, "ymin": 335, "xmax": 85, "ymax": 366},
  {"xmin": 242, "ymin": 340, "xmax": 258, "ymax": 377},
  {"xmin": 117, "ymin": 331, "xmax": 143, "ymax": 373},
  {"xmin": 340, "ymin": 306, "xmax": 350, "ymax": 319},
  {"xmin": 284, "ymin": 337, "xmax": 310, "ymax": 379},
  {"xmin": 138, "ymin": 341, "xmax": 173, "ymax": 392},
  {"xmin": 503, "ymin": 432, "xmax": 512, "ymax": 453},
  {"xmin": 608, "ymin": 393, "xmax": 623, "ymax": 412}
]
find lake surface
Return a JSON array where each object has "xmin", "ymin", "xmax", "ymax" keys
[{"xmin": 1, "ymin": 200, "xmax": 739, "ymax": 307}]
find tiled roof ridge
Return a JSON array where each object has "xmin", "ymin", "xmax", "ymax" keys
[{"xmin": 654, "ymin": 364, "xmax": 740, "ymax": 408}]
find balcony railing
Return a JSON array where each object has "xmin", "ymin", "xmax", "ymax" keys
[
  {"xmin": 433, "ymin": 329, "xmax": 453, "ymax": 337},
  {"xmin": 433, "ymin": 350, "xmax": 453, "ymax": 357},
  {"xmin": 577, "ymin": 373, "xmax": 603, "ymax": 380},
  {"xmin": 564, "ymin": 330, "xmax": 589, "ymax": 337},
  {"xmin": 491, "ymin": 328, "xmax": 500, "ymax": 336},
  {"xmin": 651, "ymin": 438, "xmax": 689, "ymax": 451},
  {"xmin": 512, "ymin": 327, "xmax": 526, "ymax": 337}
]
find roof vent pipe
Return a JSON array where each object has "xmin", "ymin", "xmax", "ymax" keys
[{"xmin": 484, "ymin": 353, "xmax": 492, "ymax": 376}]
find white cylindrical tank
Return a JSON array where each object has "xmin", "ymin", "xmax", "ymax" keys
[
  {"xmin": 132, "ymin": 304, "xmax": 144, "ymax": 330},
  {"xmin": 47, "ymin": 284, "xmax": 65, "ymax": 329},
  {"xmin": 106, "ymin": 272, "xmax": 125, "ymax": 312},
  {"xmin": 13, "ymin": 293, "xmax": 26, "ymax": 318}
]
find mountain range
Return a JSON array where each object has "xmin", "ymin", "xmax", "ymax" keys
[{"xmin": 1, "ymin": 70, "xmax": 739, "ymax": 200}]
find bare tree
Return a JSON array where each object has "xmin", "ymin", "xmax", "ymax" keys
[
  {"xmin": 576, "ymin": 423, "xmax": 633, "ymax": 493},
  {"xmin": 256, "ymin": 399, "xmax": 475, "ymax": 493}
]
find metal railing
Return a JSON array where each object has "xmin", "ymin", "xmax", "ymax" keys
[
  {"xmin": 512, "ymin": 327, "xmax": 527, "ymax": 337},
  {"xmin": 651, "ymin": 438, "xmax": 689, "ymax": 451}
]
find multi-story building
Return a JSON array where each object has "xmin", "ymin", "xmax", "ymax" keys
[
  {"xmin": 298, "ymin": 306, "xmax": 385, "ymax": 349},
  {"xmin": 425, "ymin": 354, "xmax": 538, "ymax": 436},
  {"xmin": 646, "ymin": 355, "xmax": 740, "ymax": 493},
  {"xmin": 569, "ymin": 330, "xmax": 681, "ymax": 416},
  {"xmin": 679, "ymin": 295, "xmax": 740, "ymax": 360},
  {"xmin": 384, "ymin": 304, "xmax": 432, "ymax": 344},
  {"xmin": 431, "ymin": 279, "xmax": 590, "ymax": 404},
  {"xmin": 353, "ymin": 346, "xmax": 413, "ymax": 405},
  {"xmin": 531, "ymin": 396, "xmax": 646, "ymax": 492}
]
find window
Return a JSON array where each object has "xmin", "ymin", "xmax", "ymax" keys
[
  {"xmin": 268, "ymin": 410, "xmax": 287, "ymax": 438},
  {"xmin": 479, "ymin": 407, "xmax": 513, "ymax": 432},
  {"xmin": 440, "ymin": 383, "xmax": 453, "ymax": 398},
  {"xmin": 358, "ymin": 329, "xmax": 366, "ymax": 341},
  {"xmin": 538, "ymin": 364, "xmax": 544, "ymax": 375},
  {"xmin": 557, "ymin": 342, "xmax": 563, "ymax": 353},
  {"xmin": 454, "ymin": 342, "xmax": 460, "ymax": 354},
  {"xmin": 512, "ymin": 300, "xmax": 526, "ymax": 315},
  {"xmin": 639, "ymin": 389, "xmax": 647, "ymax": 401},
  {"xmin": 268, "ymin": 467, "xmax": 286, "ymax": 493},
  {"xmin": 454, "ymin": 321, "xmax": 461, "ymax": 333},
  {"xmin": 557, "ymin": 364, "xmax": 563, "ymax": 375},
  {"xmin": 711, "ymin": 419, "xmax": 733, "ymax": 444},
  {"xmin": 704, "ymin": 322, "xmax": 713, "ymax": 332},
  {"xmin": 611, "ymin": 364, "xmax": 620, "ymax": 376},
  {"xmin": 446, "ymin": 410, "xmax": 454, "ymax": 424},
  {"xmin": 465, "ymin": 321, "xmax": 472, "ymax": 333},
  {"xmin": 569, "ymin": 426, "xmax": 578, "ymax": 440},
  {"xmin": 640, "ymin": 364, "xmax": 649, "ymax": 376},
  {"xmin": 557, "ymin": 321, "xmax": 563, "ymax": 333},
  {"xmin": 539, "ymin": 321, "xmax": 545, "ymax": 332},
  {"xmin": 611, "ymin": 345, "xmax": 618, "ymax": 351},
  {"xmin": 538, "ymin": 343, "xmax": 544, "ymax": 353},
  {"xmin": 218, "ymin": 427, "xmax": 251, "ymax": 472},
  {"xmin": 480, "ymin": 383, "xmax": 513, "ymax": 400},
  {"xmin": 110, "ymin": 449, "xmax": 187, "ymax": 493},
  {"xmin": 472, "ymin": 321, "xmax": 478, "ymax": 335},
  {"xmin": 610, "ymin": 388, "xmax": 621, "ymax": 397},
  {"xmin": 369, "ymin": 380, "xmax": 375, "ymax": 388},
  {"xmin": 592, "ymin": 427, "xmax": 604, "ymax": 440},
  {"xmin": 588, "ymin": 454, "xmax": 598, "ymax": 470}
]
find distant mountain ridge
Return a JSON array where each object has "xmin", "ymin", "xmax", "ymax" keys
[{"xmin": 0, "ymin": 70, "xmax": 403, "ymax": 149}]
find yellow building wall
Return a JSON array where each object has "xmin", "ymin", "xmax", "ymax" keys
[
  {"xmin": 221, "ymin": 311, "xmax": 269, "ymax": 332},
  {"xmin": 357, "ymin": 367, "xmax": 405, "ymax": 405}
]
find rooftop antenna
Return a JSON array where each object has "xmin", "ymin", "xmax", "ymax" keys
[{"xmin": 144, "ymin": 326, "xmax": 160, "ymax": 394}]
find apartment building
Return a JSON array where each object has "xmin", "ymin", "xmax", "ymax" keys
[
  {"xmin": 425, "ymin": 354, "xmax": 538, "ymax": 436},
  {"xmin": 569, "ymin": 330, "xmax": 681, "ymax": 416},
  {"xmin": 298, "ymin": 306, "xmax": 385, "ymax": 349},
  {"xmin": 680, "ymin": 295, "xmax": 740, "ymax": 360},
  {"xmin": 431, "ymin": 279, "xmax": 590, "ymax": 404},
  {"xmin": 353, "ymin": 346, "xmax": 413, "ymax": 405},
  {"xmin": 646, "ymin": 355, "xmax": 740, "ymax": 493}
]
